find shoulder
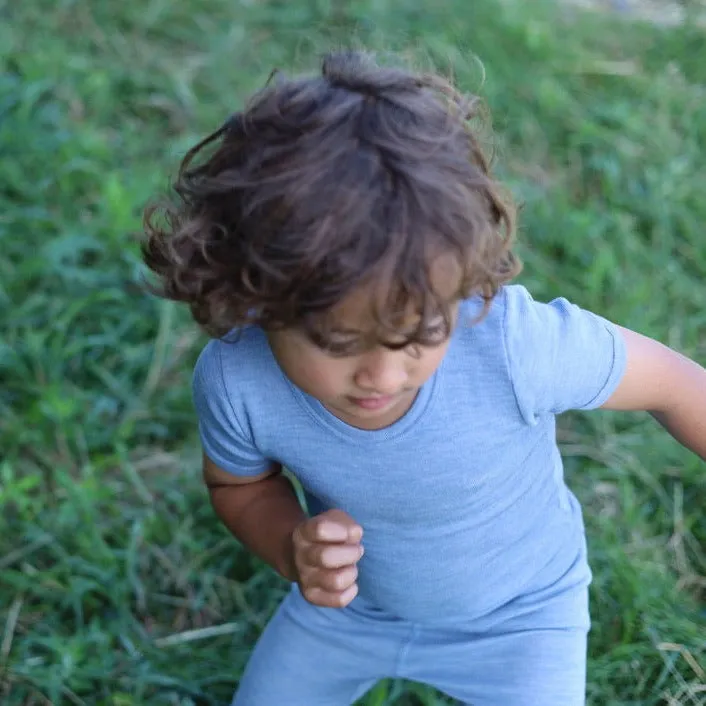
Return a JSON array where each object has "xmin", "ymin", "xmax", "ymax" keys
[
  {"xmin": 436, "ymin": 288, "xmax": 525, "ymax": 420},
  {"xmin": 445, "ymin": 288, "xmax": 515, "ymax": 376},
  {"xmin": 491, "ymin": 283, "xmax": 555, "ymax": 329},
  {"xmin": 192, "ymin": 326, "xmax": 294, "ymax": 441},
  {"xmin": 454, "ymin": 284, "xmax": 529, "ymax": 345},
  {"xmin": 494, "ymin": 282, "xmax": 623, "ymax": 368},
  {"xmin": 481, "ymin": 283, "xmax": 610, "ymax": 347},
  {"xmin": 456, "ymin": 284, "xmax": 535, "ymax": 326},
  {"xmin": 193, "ymin": 326, "xmax": 282, "ymax": 402},
  {"xmin": 194, "ymin": 326, "xmax": 271, "ymax": 377},
  {"xmin": 191, "ymin": 329, "xmax": 279, "ymax": 475},
  {"xmin": 493, "ymin": 284, "xmax": 627, "ymax": 418}
]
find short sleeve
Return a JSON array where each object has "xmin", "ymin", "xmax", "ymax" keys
[
  {"xmin": 502, "ymin": 285, "xmax": 627, "ymax": 424},
  {"xmin": 192, "ymin": 341, "xmax": 271, "ymax": 476}
]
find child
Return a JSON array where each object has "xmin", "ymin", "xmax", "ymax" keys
[{"xmin": 143, "ymin": 50, "xmax": 706, "ymax": 706}]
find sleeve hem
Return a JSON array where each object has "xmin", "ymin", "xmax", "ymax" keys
[
  {"xmin": 575, "ymin": 320, "xmax": 628, "ymax": 410},
  {"xmin": 200, "ymin": 436, "xmax": 273, "ymax": 477}
]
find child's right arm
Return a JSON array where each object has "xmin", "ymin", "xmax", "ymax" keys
[{"xmin": 203, "ymin": 453, "xmax": 364, "ymax": 608}]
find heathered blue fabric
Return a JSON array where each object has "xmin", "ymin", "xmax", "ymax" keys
[
  {"xmin": 192, "ymin": 284, "xmax": 627, "ymax": 625},
  {"xmin": 230, "ymin": 585, "xmax": 589, "ymax": 705}
]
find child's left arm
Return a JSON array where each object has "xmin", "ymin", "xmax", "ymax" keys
[{"xmin": 601, "ymin": 326, "xmax": 706, "ymax": 461}]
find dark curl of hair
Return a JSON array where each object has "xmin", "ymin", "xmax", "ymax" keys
[{"xmin": 142, "ymin": 50, "xmax": 522, "ymax": 342}]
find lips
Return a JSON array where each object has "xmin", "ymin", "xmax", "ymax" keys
[{"xmin": 347, "ymin": 395, "xmax": 395, "ymax": 411}]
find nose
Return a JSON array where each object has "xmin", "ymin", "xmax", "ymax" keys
[{"xmin": 354, "ymin": 348, "xmax": 408, "ymax": 395}]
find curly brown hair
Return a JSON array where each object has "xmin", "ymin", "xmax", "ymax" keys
[{"xmin": 142, "ymin": 50, "xmax": 521, "ymax": 343}]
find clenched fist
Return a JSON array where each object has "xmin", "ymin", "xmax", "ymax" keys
[{"xmin": 290, "ymin": 509, "xmax": 364, "ymax": 608}]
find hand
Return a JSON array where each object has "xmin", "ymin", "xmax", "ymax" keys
[{"xmin": 290, "ymin": 509, "xmax": 364, "ymax": 608}]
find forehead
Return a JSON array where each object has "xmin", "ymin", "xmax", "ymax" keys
[{"xmin": 324, "ymin": 254, "xmax": 462, "ymax": 331}]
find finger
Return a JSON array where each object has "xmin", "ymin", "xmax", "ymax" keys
[
  {"xmin": 298, "ymin": 517, "xmax": 345, "ymax": 543},
  {"xmin": 322, "ymin": 509, "xmax": 363, "ymax": 542},
  {"xmin": 305, "ymin": 510, "xmax": 363, "ymax": 543},
  {"xmin": 311, "ymin": 565, "xmax": 359, "ymax": 593},
  {"xmin": 301, "ymin": 582, "xmax": 359, "ymax": 609},
  {"xmin": 306, "ymin": 542, "xmax": 364, "ymax": 570}
]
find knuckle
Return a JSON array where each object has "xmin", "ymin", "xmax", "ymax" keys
[
  {"xmin": 293, "ymin": 558, "xmax": 307, "ymax": 580},
  {"xmin": 297, "ymin": 566, "xmax": 315, "ymax": 587},
  {"xmin": 292, "ymin": 544, "xmax": 308, "ymax": 569},
  {"xmin": 297, "ymin": 518, "xmax": 316, "ymax": 541},
  {"xmin": 331, "ymin": 567, "xmax": 356, "ymax": 591},
  {"xmin": 307, "ymin": 544, "xmax": 325, "ymax": 567},
  {"xmin": 298, "ymin": 542, "xmax": 318, "ymax": 565},
  {"xmin": 292, "ymin": 528, "xmax": 307, "ymax": 551},
  {"xmin": 337, "ymin": 586, "xmax": 357, "ymax": 607},
  {"xmin": 318, "ymin": 547, "xmax": 335, "ymax": 569},
  {"xmin": 347, "ymin": 585, "xmax": 359, "ymax": 604},
  {"xmin": 325, "ymin": 572, "xmax": 341, "ymax": 591}
]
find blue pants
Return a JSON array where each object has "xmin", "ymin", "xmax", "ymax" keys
[{"xmin": 232, "ymin": 585, "xmax": 589, "ymax": 705}]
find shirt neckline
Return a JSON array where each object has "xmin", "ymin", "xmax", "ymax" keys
[
  {"xmin": 290, "ymin": 364, "xmax": 441, "ymax": 444},
  {"xmin": 256, "ymin": 295, "xmax": 487, "ymax": 444},
  {"xmin": 261, "ymin": 338, "xmax": 443, "ymax": 444}
]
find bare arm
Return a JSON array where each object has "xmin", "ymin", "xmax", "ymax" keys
[
  {"xmin": 601, "ymin": 326, "xmax": 706, "ymax": 461},
  {"xmin": 203, "ymin": 453, "xmax": 364, "ymax": 606},
  {"xmin": 203, "ymin": 453, "xmax": 305, "ymax": 581}
]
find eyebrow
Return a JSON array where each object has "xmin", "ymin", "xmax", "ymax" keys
[
  {"xmin": 326, "ymin": 327, "xmax": 364, "ymax": 337},
  {"xmin": 325, "ymin": 317, "xmax": 445, "ymax": 338}
]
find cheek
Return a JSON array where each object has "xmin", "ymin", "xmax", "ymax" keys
[
  {"xmin": 416, "ymin": 344, "xmax": 450, "ymax": 380},
  {"xmin": 277, "ymin": 344, "xmax": 350, "ymax": 397}
]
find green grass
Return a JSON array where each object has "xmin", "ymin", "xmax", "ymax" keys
[{"xmin": 1, "ymin": 0, "xmax": 704, "ymax": 703}]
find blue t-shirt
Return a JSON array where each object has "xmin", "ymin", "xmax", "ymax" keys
[{"xmin": 192, "ymin": 285, "xmax": 627, "ymax": 624}]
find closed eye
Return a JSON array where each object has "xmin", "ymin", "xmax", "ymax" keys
[
  {"xmin": 380, "ymin": 322, "xmax": 450, "ymax": 350},
  {"xmin": 309, "ymin": 318, "xmax": 450, "ymax": 357},
  {"xmin": 308, "ymin": 331, "xmax": 365, "ymax": 357},
  {"xmin": 422, "ymin": 323, "xmax": 448, "ymax": 341},
  {"xmin": 323, "ymin": 341, "xmax": 365, "ymax": 356}
]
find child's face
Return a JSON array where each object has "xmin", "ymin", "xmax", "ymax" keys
[{"xmin": 268, "ymin": 259, "xmax": 461, "ymax": 431}]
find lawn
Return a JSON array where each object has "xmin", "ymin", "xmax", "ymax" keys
[{"xmin": 1, "ymin": 0, "xmax": 704, "ymax": 704}]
